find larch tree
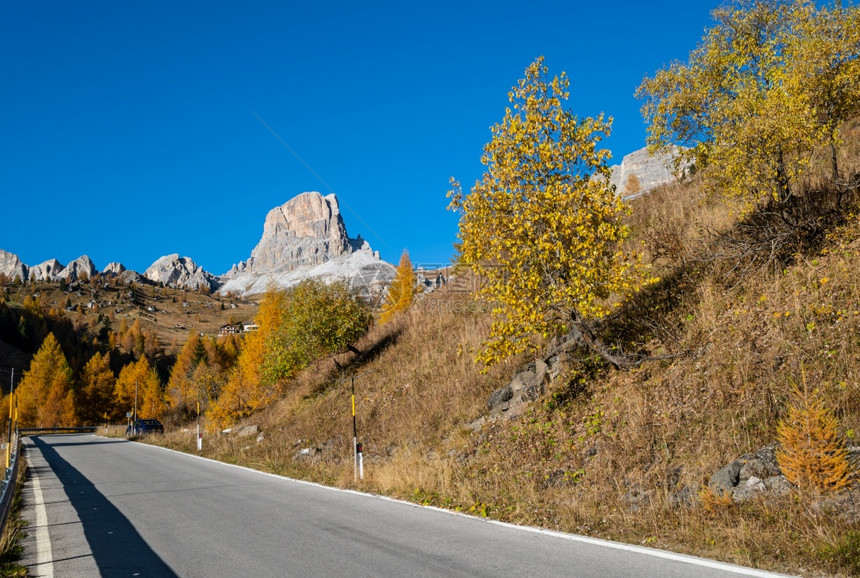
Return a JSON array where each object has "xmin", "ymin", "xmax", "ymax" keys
[
  {"xmin": 77, "ymin": 351, "xmax": 116, "ymax": 424},
  {"xmin": 777, "ymin": 381, "xmax": 852, "ymax": 493},
  {"xmin": 115, "ymin": 357, "xmax": 165, "ymax": 420},
  {"xmin": 448, "ymin": 56, "xmax": 649, "ymax": 369},
  {"xmin": 167, "ymin": 331, "xmax": 207, "ymax": 413},
  {"xmin": 209, "ymin": 286, "xmax": 286, "ymax": 427},
  {"xmin": 16, "ymin": 333, "xmax": 76, "ymax": 427},
  {"xmin": 380, "ymin": 250, "xmax": 419, "ymax": 324}
]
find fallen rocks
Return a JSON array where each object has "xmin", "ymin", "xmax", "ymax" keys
[{"xmin": 709, "ymin": 445, "xmax": 792, "ymax": 502}]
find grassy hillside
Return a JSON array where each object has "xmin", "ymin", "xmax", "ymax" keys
[{"xmin": 150, "ymin": 128, "xmax": 860, "ymax": 576}]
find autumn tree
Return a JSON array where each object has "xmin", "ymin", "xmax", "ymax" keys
[
  {"xmin": 115, "ymin": 357, "xmax": 165, "ymax": 420},
  {"xmin": 777, "ymin": 381, "xmax": 852, "ymax": 493},
  {"xmin": 77, "ymin": 351, "xmax": 116, "ymax": 424},
  {"xmin": 209, "ymin": 287, "xmax": 286, "ymax": 426},
  {"xmin": 167, "ymin": 331, "xmax": 206, "ymax": 413},
  {"xmin": 261, "ymin": 280, "xmax": 369, "ymax": 385},
  {"xmin": 787, "ymin": 1, "xmax": 860, "ymax": 182},
  {"xmin": 637, "ymin": 0, "xmax": 860, "ymax": 208},
  {"xmin": 16, "ymin": 333, "xmax": 76, "ymax": 427},
  {"xmin": 380, "ymin": 250, "xmax": 419, "ymax": 324},
  {"xmin": 623, "ymin": 174, "xmax": 642, "ymax": 197},
  {"xmin": 449, "ymin": 56, "xmax": 648, "ymax": 368},
  {"xmin": 210, "ymin": 281, "xmax": 370, "ymax": 427}
]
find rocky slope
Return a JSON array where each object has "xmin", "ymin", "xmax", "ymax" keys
[{"xmin": 609, "ymin": 145, "xmax": 688, "ymax": 197}]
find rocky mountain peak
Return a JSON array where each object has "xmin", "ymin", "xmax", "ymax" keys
[
  {"xmin": 220, "ymin": 192, "xmax": 394, "ymax": 296},
  {"xmin": 144, "ymin": 254, "xmax": 218, "ymax": 292},
  {"xmin": 61, "ymin": 255, "xmax": 97, "ymax": 281},
  {"xmin": 0, "ymin": 250, "xmax": 28, "ymax": 282},
  {"xmin": 230, "ymin": 191, "xmax": 351, "ymax": 276}
]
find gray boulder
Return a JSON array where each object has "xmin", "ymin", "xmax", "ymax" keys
[{"xmin": 709, "ymin": 445, "xmax": 794, "ymax": 502}]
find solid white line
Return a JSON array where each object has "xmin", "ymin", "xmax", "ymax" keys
[
  {"xmin": 29, "ymin": 455, "xmax": 54, "ymax": 578},
  {"xmin": 122, "ymin": 436, "xmax": 792, "ymax": 577}
]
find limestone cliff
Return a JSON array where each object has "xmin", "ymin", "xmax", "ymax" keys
[{"xmin": 227, "ymin": 192, "xmax": 351, "ymax": 276}]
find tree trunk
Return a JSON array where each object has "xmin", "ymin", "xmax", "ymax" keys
[
  {"xmin": 570, "ymin": 310, "xmax": 632, "ymax": 370},
  {"xmin": 830, "ymin": 137, "xmax": 839, "ymax": 183}
]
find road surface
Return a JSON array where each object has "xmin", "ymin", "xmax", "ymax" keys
[{"xmin": 18, "ymin": 434, "xmax": 787, "ymax": 577}]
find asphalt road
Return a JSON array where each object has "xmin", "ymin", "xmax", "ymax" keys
[{"xmin": 18, "ymin": 434, "xmax": 788, "ymax": 577}]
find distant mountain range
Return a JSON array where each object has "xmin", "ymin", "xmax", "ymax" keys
[
  {"xmin": 0, "ymin": 191, "xmax": 396, "ymax": 297},
  {"xmin": 0, "ymin": 146, "xmax": 683, "ymax": 295}
]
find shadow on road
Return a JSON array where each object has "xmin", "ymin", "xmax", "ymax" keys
[{"xmin": 30, "ymin": 436, "xmax": 178, "ymax": 577}]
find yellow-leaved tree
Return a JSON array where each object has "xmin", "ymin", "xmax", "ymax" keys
[
  {"xmin": 209, "ymin": 287, "xmax": 285, "ymax": 427},
  {"xmin": 380, "ymin": 250, "xmax": 419, "ymax": 324},
  {"xmin": 448, "ymin": 56, "xmax": 649, "ymax": 369},
  {"xmin": 16, "ymin": 333, "xmax": 76, "ymax": 427},
  {"xmin": 166, "ymin": 331, "xmax": 208, "ymax": 414},
  {"xmin": 77, "ymin": 351, "xmax": 116, "ymax": 424},
  {"xmin": 209, "ymin": 280, "xmax": 370, "ymax": 427},
  {"xmin": 115, "ymin": 357, "xmax": 166, "ymax": 420},
  {"xmin": 787, "ymin": 0, "xmax": 860, "ymax": 183},
  {"xmin": 637, "ymin": 0, "xmax": 860, "ymax": 208},
  {"xmin": 777, "ymin": 381, "xmax": 852, "ymax": 493}
]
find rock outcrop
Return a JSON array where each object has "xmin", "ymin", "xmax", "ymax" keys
[
  {"xmin": 709, "ymin": 445, "xmax": 793, "ymax": 502},
  {"xmin": 102, "ymin": 262, "xmax": 142, "ymax": 284},
  {"xmin": 30, "ymin": 259, "xmax": 64, "ymax": 281},
  {"xmin": 228, "ymin": 192, "xmax": 351, "ymax": 276},
  {"xmin": 144, "ymin": 254, "xmax": 218, "ymax": 292},
  {"xmin": 220, "ymin": 192, "xmax": 395, "ymax": 297},
  {"xmin": 59, "ymin": 255, "xmax": 97, "ymax": 281},
  {"xmin": 0, "ymin": 250, "xmax": 28, "ymax": 282},
  {"xmin": 609, "ymin": 146, "xmax": 689, "ymax": 198},
  {"xmin": 102, "ymin": 262, "xmax": 126, "ymax": 276}
]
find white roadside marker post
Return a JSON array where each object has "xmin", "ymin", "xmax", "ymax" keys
[{"xmin": 196, "ymin": 398, "xmax": 202, "ymax": 451}]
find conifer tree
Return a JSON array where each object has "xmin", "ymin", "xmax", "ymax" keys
[
  {"xmin": 115, "ymin": 357, "xmax": 165, "ymax": 420},
  {"xmin": 16, "ymin": 333, "xmax": 76, "ymax": 427},
  {"xmin": 380, "ymin": 250, "xmax": 419, "ymax": 324},
  {"xmin": 209, "ymin": 286, "xmax": 285, "ymax": 427},
  {"xmin": 777, "ymin": 381, "xmax": 852, "ymax": 493},
  {"xmin": 167, "ymin": 331, "xmax": 206, "ymax": 413},
  {"xmin": 78, "ymin": 352, "xmax": 116, "ymax": 424}
]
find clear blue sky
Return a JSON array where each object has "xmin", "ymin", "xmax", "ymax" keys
[{"xmin": 2, "ymin": 1, "xmax": 717, "ymax": 275}]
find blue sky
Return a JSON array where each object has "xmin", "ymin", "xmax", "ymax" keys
[{"xmin": 2, "ymin": 1, "xmax": 717, "ymax": 275}]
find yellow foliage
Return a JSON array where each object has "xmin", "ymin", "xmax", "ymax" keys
[
  {"xmin": 449, "ymin": 56, "xmax": 649, "ymax": 367},
  {"xmin": 637, "ymin": 0, "xmax": 860, "ymax": 207},
  {"xmin": 16, "ymin": 333, "xmax": 76, "ymax": 427},
  {"xmin": 115, "ymin": 357, "xmax": 166, "ymax": 420},
  {"xmin": 77, "ymin": 351, "xmax": 116, "ymax": 424},
  {"xmin": 777, "ymin": 377, "xmax": 852, "ymax": 494},
  {"xmin": 380, "ymin": 250, "xmax": 419, "ymax": 324}
]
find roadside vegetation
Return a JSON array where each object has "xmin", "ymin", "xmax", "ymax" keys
[{"xmin": 0, "ymin": 456, "xmax": 29, "ymax": 577}]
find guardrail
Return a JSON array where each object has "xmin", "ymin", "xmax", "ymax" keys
[
  {"xmin": 18, "ymin": 426, "xmax": 99, "ymax": 435},
  {"xmin": 0, "ymin": 432, "xmax": 20, "ymax": 534}
]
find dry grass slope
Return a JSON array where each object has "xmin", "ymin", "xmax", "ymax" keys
[{"xmin": 154, "ymin": 125, "xmax": 860, "ymax": 576}]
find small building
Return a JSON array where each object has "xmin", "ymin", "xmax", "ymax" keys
[{"xmin": 218, "ymin": 324, "xmax": 241, "ymax": 337}]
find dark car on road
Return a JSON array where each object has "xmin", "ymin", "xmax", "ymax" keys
[{"xmin": 126, "ymin": 418, "xmax": 164, "ymax": 437}]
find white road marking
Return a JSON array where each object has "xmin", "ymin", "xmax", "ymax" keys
[
  {"xmin": 29, "ymin": 454, "xmax": 54, "ymax": 578},
  {"xmin": 136, "ymin": 438, "xmax": 790, "ymax": 577}
]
